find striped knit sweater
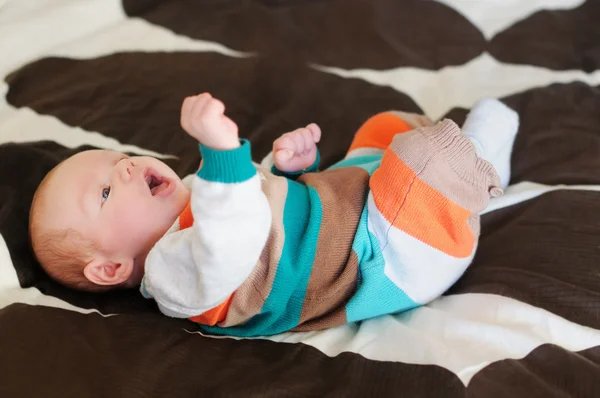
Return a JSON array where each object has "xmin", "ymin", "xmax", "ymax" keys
[{"xmin": 141, "ymin": 112, "xmax": 501, "ymax": 337}]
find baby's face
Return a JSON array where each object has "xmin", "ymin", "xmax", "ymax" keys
[{"xmin": 42, "ymin": 150, "xmax": 190, "ymax": 281}]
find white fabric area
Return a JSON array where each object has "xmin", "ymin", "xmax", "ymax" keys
[
  {"xmin": 314, "ymin": 53, "xmax": 600, "ymax": 121},
  {"xmin": 437, "ymin": 0, "xmax": 585, "ymax": 39},
  {"xmin": 259, "ymin": 293, "xmax": 600, "ymax": 385},
  {"xmin": 1, "ymin": 0, "xmax": 598, "ymax": 387}
]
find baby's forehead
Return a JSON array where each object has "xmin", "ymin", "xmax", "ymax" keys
[
  {"xmin": 35, "ymin": 151, "xmax": 121, "ymax": 230},
  {"xmin": 54, "ymin": 150, "xmax": 120, "ymax": 174},
  {"xmin": 46, "ymin": 150, "xmax": 120, "ymax": 189},
  {"xmin": 69, "ymin": 149, "xmax": 124, "ymax": 164}
]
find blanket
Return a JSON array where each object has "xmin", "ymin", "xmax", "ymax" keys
[{"xmin": 1, "ymin": 0, "xmax": 600, "ymax": 396}]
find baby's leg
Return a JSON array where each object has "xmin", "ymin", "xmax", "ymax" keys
[
  {"xmin": 366, "ymin": 119, "xmax": 499, "ymax": 308},
  {"xmin": 461, "ymin": 98, "xmax": 519, "ymax": 189},
  {"xmin": 346, "ymin": 111, "xmax": 433, "ymax": 159}
]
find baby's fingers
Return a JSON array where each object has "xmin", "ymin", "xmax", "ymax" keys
[
  {"xmin": 203, "ymin": 97, "xmax": 226, "ymax": 118},
  {"xmin": 273, "ymin": 134, "xmax": 296, "ymax": 153},
  {"xmin": 191, "ymin": 93, "xmax": 212, "ymax": 118},
  {"xmin": 289, "ymin": 130, "xmax": 306, "ymax": 155},
  {"xmin": 306, "ymin": 123, "xmax": 321, "ymax": 143},
  {"xmin": 300, "ymin": 128, "xmax": 318, "ymax": 155}
]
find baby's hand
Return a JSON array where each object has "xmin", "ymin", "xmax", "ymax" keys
[
  {"xmin": 180, "ymin": 93, "xmax": 240, "ymax": 150},
  {"xmin": 273, "ymin": 123, "xmax": 321, "ymax": 173}
]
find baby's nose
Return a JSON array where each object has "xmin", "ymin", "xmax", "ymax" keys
[{"xmin": 118, "ymin": 159, "xmax": 135, "ymax": 182}]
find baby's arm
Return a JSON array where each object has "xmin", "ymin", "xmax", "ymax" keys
[{"xmin": 141, "ymin": 93, "xmax": 271, "ymax": 319}]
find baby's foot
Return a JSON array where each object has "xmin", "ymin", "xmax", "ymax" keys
[{"xmin": 462, "ymin": 98, "xmax": 519, "ymax": 189}]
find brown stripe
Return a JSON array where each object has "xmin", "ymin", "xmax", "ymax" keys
[
  {"xmin": 293, "ymin": 250, "xmax": 360, "ymax": 332},
  {"xmin": 219, "ymin": 171, "xmax": 287, "ymax": 327},
  {"xmin": 449, "ymin": 190, "xmax": 600, "ymax": 331},
  {"xmin": 0, "ymin": 303, "xmax": 465, "ymax": 397},
  {"xmin": 469, "ymin": 344, "xmax": 600, "ymax": 398},
  {"xmin": 294, "ymin": 167, "xmax": 369, "ymax": 329}
]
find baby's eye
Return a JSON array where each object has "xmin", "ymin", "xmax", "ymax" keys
[{"xmin": 101, "ymin": 187, "xmax": 110, "ymax": 204}]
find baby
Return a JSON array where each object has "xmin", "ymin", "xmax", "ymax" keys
[{"xmin": 30, "ymin": 93, "xmax": 519, "ymax": 337}]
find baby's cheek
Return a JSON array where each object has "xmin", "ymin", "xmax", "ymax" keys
[{"xmin": 115, "ymin": 201, "xmax": 150, "ymax": 232}]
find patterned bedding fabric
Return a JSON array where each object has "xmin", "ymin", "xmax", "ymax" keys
[{"xmin": 1, "ymin": 0, "xmax": 600, "ymax": 396}]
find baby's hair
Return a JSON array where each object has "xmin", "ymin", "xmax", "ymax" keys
[{"xmin": 29, "ymin": 165, "xmax": 109, "ymax": 293}]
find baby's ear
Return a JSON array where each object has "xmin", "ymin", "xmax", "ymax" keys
[{"xmin": 83, "ymin": 257, "xmax": 134, "ymax": 286}]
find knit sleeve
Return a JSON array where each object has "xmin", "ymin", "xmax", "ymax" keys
[{"xmin": 141, "ymin": 139, "xmax": 272, "ymax": 318}]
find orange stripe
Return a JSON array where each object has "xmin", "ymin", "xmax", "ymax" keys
[
  {"xmin": 189, "ymin": 294, "xmax": 233, "ymax": 326},
  {"xmin": 370, "ymin": 152, "xmax": 475, "ymax": 258},
  {"xmin": 179, "ymin": 202, "xmax": 194, "ymax": 230},
  {"xmin": 348, "ymin": 113, "xmax": 413, "ymax": 153}
]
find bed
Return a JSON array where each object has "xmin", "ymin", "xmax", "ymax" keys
[{"xmin": 1, "ymin": 0, "xmax": 600, "ymax": 396}]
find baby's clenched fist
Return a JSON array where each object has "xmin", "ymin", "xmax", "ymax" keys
[
  {"xmin": 273, "ymin": 123, "xmax": 321, "ymax": 173},
  {"xmin": 181, "ymin": 93, "xmax": 239, "ymax": 150}
]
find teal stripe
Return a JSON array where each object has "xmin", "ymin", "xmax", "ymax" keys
[
  {"xmin": 198, "ymin": 139, "xmax": 256, "ymax": 183},
  {"xmin": 327, "ymin": 154, "xmax": 382, "ymax": 175},
  {"xmin": 201, "ymin": 179, "xmax": 322, "ymax": 337},
  {"xmin": 345, "ymin": 208, "xmax": 418, "ymax": 322}
]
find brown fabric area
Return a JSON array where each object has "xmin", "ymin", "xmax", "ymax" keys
[
  {"xmin": 5, "ymin": 53, "xmax": 420, "ymax": 175},
  {"xmin": 448, "ymin": 190, "xmax": 600, "ymax": 330},
  {"xmin": 0, "ymin": 303, "xmax": 465, "ymax": 398},
  {"xmin": 122, "ymin": 0, "xmax": 485, "ymax": 70},
  {"xmin": 489, "ymin": 1, "xmax": 600, "ymax": 72},
  {"xmin": 469, "ymin": 344, "xmax": 600, "ymax": 398},
  {"xmin": 220, "ymin": 172, "xmax": 288, "ymax": 327},
  {"xmin": 294, "ymin": 167, "xmax": 369, "ymax": 330}
]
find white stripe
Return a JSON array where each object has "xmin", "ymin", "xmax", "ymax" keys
[
  {"xmin": 312, "ymin": 52, "xmax": 600, "ymax": 121},
  {"xmin": 483, "ymin": 181, "xmax": 600, "ymax": 215},
  {"xmin": 436, "ymin": 0, "xmax": 585, "ymax": 39},
  {"xmin": 50, "ymin": 18, "xmax": 251, "ymax": 61},
  {"xmin": 366, "ymin": 193, "xmax": 474, "ymax": 305},
  {"xmin": 0, "ymin": 0, "xmax": 125, "ymax": 78}
]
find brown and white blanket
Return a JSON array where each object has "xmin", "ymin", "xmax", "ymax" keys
[{"xmin": 1, "ymin": 0, "xmax": 600, "ymax": 396}]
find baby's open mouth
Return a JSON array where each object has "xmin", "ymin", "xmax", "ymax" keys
[{"xmin": 145, "ymin": 170, "xmax": 169, "ymax": 196}]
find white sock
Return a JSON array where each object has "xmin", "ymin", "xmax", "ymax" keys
[{"xmin": 462, "ymin": 98, "xmax": 519, "ymax": 189}]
